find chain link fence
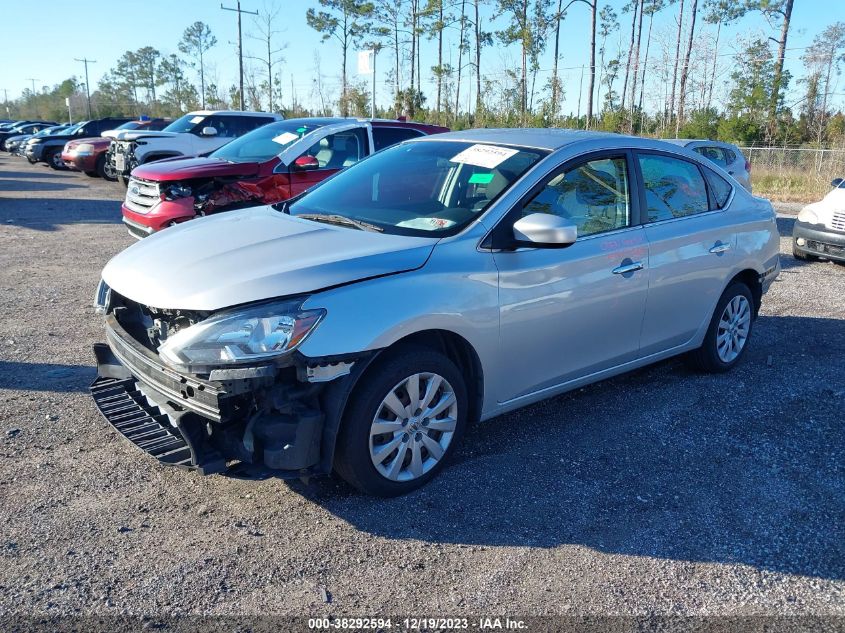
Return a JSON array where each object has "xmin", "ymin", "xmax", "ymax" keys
[{"xmin": 739, "ymin": 146, "xmax": 845, "ymax": 201}]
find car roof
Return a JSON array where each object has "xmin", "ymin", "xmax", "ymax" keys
[
  {"xmin": 412, "ymin": 128, "xmax": 621, "ymax": 150},
  {"xmin": 663, "ymin": 138, "xmax": 739, "ymax": 148},
  {"xmin": 186, "ymin": 110, "xmax": 281, "ymax": 117}
]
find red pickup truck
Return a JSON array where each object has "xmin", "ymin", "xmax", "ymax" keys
[
  {"xmin": 62, "ymin": 118, "xmax": 171, "ymax": 179},
  {"xmin": 121, "ymin": 117, "xmax": 448, "ymax": 239}
]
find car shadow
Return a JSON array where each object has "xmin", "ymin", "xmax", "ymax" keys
[
  {"xmin": 0, "ymin": 198, "xmax": 121, "ymax": 230},
  {"xmin": 0, "ymin": 179, "xmax": 86, "ymax": 192},
  {"xmin": 285, "ymin": 315, "xmax": 845, "ymax": 581},
  {"xmin": 0, "ymin": 360, "xmax": 95, "ymax": 392},
  {"xmin": 0, "ymin": 168, "xmax": 68, "ymax": 180}
]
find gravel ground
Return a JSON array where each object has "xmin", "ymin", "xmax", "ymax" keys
[{"xmin": 0, "ymin": 156, "xmax": 843, "ymax": 623}]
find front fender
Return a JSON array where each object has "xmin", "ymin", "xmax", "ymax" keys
[{"xmin": 298, "ymin": 227, "xmax": 500, "ymax": 412}]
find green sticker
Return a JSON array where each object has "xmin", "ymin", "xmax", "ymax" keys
[
  {"xmin": 469, "ymin": 172, "xmax": 494, "ymax": 184},
  {"xmin": 296, "ymin": 127, "xmax": 307, "ymax": 133}
]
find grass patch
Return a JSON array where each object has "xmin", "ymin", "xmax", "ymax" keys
[{"xmin": 751, "ymin": 166, "xmax": 836, "ymax": 203}]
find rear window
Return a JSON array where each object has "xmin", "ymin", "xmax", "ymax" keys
[{"xmin": 703, "ymin": 167, "xmax": 733, "ymax": 208}]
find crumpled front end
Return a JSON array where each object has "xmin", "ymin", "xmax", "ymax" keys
[
  {"xmin": 112, "ymin": 140, "xmax": 138, "ymax": 178},
  {"xmin": 91, "ymin": 287, "xmax": 357, "ymax": 478}
]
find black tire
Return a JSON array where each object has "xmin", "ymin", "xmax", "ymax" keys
[
  {"xmin": 334, "ymin": 346, "xmax": 468, "ymax": 497},
  {"xmin": 46, "ymin": 148, "xmax": 65, "ymax": 170},
  {"xmin": 27, "ymin": 156, "xmax": 37, "ymax": 164},
  {"xmin": 686, "ymin": 282, "xmax": 755, "ymax": 373},
  {"xmin": 119, "ymin": 174, "xmax": 130, "ymax": 187}
]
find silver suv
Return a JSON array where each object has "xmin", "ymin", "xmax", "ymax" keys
[
  {"xmin": 664, "ymin": 139, "xmax": 751, "ymax": 192},
  {"xmin": 91, "ymin": 129, "xmax": 780, "ymax": 496}
]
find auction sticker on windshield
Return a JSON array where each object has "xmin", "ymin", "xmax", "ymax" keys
[
  {"xmin": 272, "ymin": 132, "xmax": 300, "ymax": 145},
  {"xmin": 450, "ymin": 144, "xmax": 519, "ymax": 169}
]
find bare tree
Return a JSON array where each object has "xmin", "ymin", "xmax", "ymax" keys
[
  {"xmin": 620, "ymin": 0, "xmax": 639, "ymax": 110},
  {"xmin": 668, "ymin": 0, "xmax": 685, "ymax": 122},
  {"xmin": 675, "ymin": 0, "xmax": 698, "ymax": 134},
  {"xmin": 247, "ymin": 2, "xmax": 286, "ymax": 113}
]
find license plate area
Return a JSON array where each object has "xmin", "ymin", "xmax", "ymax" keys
[{"xmin": 115, "ymin": 154, "xmax": 125, "ymax": 172}]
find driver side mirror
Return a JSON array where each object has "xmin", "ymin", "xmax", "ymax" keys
[
  {"xmin": 201, "ymin": 126, "xmax": 218, "ymax": 137},
  {"xmin": 832, "ymin": 177, "xmax": 843, "ymax": 188},
  {"xmin": 512, "ymin": 213, "xmax": 577, "ymax": 248},
  {"xmin": 292, "ymin": 155, "xmax": 320, "ymax": 171}
]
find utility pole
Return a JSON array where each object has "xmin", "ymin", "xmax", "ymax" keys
[
  {"xmin": 221, "ymin": 1, "xmax": 258, "ymax": 111},
  {"xmin": 74, "ymin": 58, "xmax": 96, "ymax": 118},
  {"xmin": 2, "ymin": 88, "xmax": 9, "ymax": 118},
  {"xmin": 25, "ymin": 78, "xmax": 40, "ymax": 95}
]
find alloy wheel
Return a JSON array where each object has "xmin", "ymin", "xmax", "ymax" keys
[
  {"xmin": 369, "ymin": 372, "xmax": 458, "ymax": 482},
  {"xmin": 716, "ymin": 295, "xmax": 751, "ymax": 363}
]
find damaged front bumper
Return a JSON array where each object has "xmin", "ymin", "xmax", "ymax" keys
[{"xmin": 91, "ymin": 314, "xmax": 344, "ymax": 478}]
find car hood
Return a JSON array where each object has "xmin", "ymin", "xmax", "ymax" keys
[
  {"xmin": 115, "ymin": 130, "xmax": 180, "ymax": 141},
  {"xmin": 131, "ymin": 157, "xmax": 261, "ymax": 181},
  {"xmin": 65, "ymin": 136, "xmax": 109, "ymax": 148},
  {"xmin": 102, "ymin": 206, "xmax": 437, "ymax": 311},
  {"xmin": 803, "ymin": 187, "xmax": 845, "ymax": 222}
]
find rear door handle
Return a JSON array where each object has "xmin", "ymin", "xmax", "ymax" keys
[
  {"xmin": 612, "ymin": 261, "xmax": 644, "ymax": 275},
  {"xmin": 709, "ymin": 243, "xmax": 732, "ymax": 254}
]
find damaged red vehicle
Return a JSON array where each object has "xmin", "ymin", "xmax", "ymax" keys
[{"xmin": 121, "ymin": 117, "xmax": 449, "ymax": 239}]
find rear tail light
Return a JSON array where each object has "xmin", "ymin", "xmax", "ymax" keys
[{"xmin": 745, "ymin": 159, "xmax": 751, "ymax": 173}]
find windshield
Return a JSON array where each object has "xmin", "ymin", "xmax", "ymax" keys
[
  {"xmin": 54, "ymin": 123, "xmax": 82, "ymax": 136},
  {"xmin": 288, "ymin": 140, "xmax": 547, "ymax": 237},
  {"xmin": 115, "ymin": 121, "xmax": 143, "ymax": 130},
  {"xmin": 163, "ymin": 113, "xmax": 205, "ymax": 133},
  {"xmin": 72, "ymin": 121, "xmax": 91, "ymax": 135},
  {"xmin": 211, "ymin": 120, "xmax": 327, "ymax": 163}
]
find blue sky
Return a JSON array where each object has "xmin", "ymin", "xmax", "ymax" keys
[{"xmin": 0, "ymin": 0, "xmax": 839, "ymax": 115}]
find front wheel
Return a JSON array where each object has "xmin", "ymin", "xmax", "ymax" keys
[
  {"xmin": 334, "ymin": 347, "xmax": 468, "ymax": 496},
  {"xmin": 687, "ymin": 282, "xmax": 754, "ymax": 373},
  {"xmin": 47, "ymin": 149, "xmax": 65, "ymax": 170}
]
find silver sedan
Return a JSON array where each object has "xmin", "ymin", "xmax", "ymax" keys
[{"xmin": 93, "ymin": 129, "xmax": 781, "ymax": 496}]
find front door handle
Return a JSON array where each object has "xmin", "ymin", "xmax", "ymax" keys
[
  {"xmin": 612, "ymin": 261, "xmax": 644, "ymax": 275},
  {"xmin": 709, "ymin": 242, "xmax": 732, "ymax": 254}
]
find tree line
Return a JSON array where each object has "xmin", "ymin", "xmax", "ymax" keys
[{"xmin": 6, "ymin": 0, "xmax": 845, "ymax": 148}]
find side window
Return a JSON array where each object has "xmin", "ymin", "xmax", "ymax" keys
[
  {"xmin": 638, "ymin": 154, "xmax": 709, "ymax": 222},
  {"xmin": 702, "ymin": 167, "xmax": 733, "ymax": 208},
  {"xmin": 522, "ymin": 156, "xmax": 631, "ymax": 237},
  {"xmin": 693, "ymin": 146, "xmax": 728, "ymax": 167},
  {"xmin": 371, "ymin": 127, "xmax": 425, "ymax": 152},
  {"xmin": 228, "ymin": 116, "xmax": 275, "ymax": 137},
  {"xmin": 724, "ymin": 148, "xmax": 737, "ymax": 164},
  {"xmin": 203, "ymin": 116, "xmax": 235, "ymax": 137},
  {"xmin": 301, "ymin": 128, "xmax": 367, "ymax": 170}
]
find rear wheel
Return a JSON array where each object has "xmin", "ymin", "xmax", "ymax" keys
[
  {"xmin": 334, "ymin": 346, "xmax": 467, "ymax": 496},
  {"xmin": 687, "ymin": 282, "xmax": 754, "ymax": 373}
]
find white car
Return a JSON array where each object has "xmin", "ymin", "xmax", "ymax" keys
[
  {"xmin": 792, "ymin": 177, "xmax": 845, "ymax": 262},
  {"xmin": 108, "ymin": 110, "xmax": 283, "ymax": 184}
]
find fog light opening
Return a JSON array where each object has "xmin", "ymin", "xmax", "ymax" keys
[{"xmin": 796, "ymin": 237, "xmax": 806, "ymax": 247}]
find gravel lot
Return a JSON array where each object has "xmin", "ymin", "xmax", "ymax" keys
[{"xmin": 0, "ymin": 155, "xmax": 843, "ymax": 623}]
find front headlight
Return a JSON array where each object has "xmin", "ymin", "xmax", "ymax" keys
[
  {"xmin": 158, "ymin": 299, "xmax": 325, "ymax": 370},
  {"xmin": 797, "ymin": 207, "xmax": 818, "ymax": 224},
  {"xmin": 75, "ymin": 143, "xmax": 95, "ymax": 154}
]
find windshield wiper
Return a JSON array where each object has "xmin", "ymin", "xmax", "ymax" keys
[{"xmin": 295, "ymin": 213, "xmax": 384, "ymax": 232}]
